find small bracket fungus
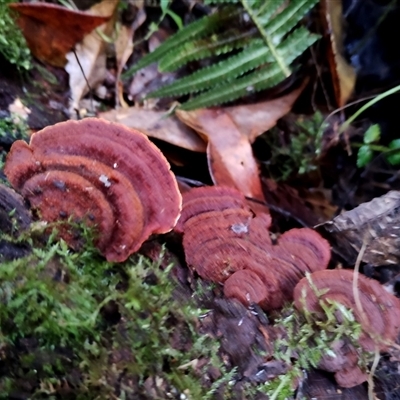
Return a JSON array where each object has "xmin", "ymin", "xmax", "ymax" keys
[
  {"xmin": 293, "ymin": 269, "xmax": 400, "ymax": 387},
  {"xmin": 4, "ymin": 118, "xmax": 182, "ymax": 262},
  {"xmin": 294, "ymin": 269, "xmax": 400, "ymax": 351},
  {"xmin": 175, "ymin": 185, "xmax": 254, "ymax": 233},
  {"xmin": 180, "ymin": 186, "xmax": 330, "ymax": 310}
]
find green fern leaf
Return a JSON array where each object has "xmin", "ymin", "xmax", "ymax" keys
[
  {"xmin": 179, "ymin": 28, "xmax": 319, "ymax": 110},
  {"xmin": 275, "ymin": 26, "xmax": 319, "ymax": 63},
  {"xmin": 204, "ymin": 0, "xmax": 239, "ymax": 3},
  {"xmin": 131, "ymin": 0, "xmax": 320, "ymax": 109},
  {"xmin": 263, "ymin": 0, "xmax": 319, "ymax": 41},
  {"xmin": 180, "ymin": 64, "xmax": 284, "ymax": 110},
  {"xmin": 121, "ymin": 7, "xmax": 238, "ymax": 79},
  {"xmin": 242, "ymin": 0, "xmax": 318, "ymax": 76},
  {"xmin": 149, "ymin": 27, "xmax": 318, "ymax": 99},
  {"xmin": 159, "ymin": 28, "xmax": 258, "ymax": 72},
  {"xmin": 256, "ymin": 0, "xmax": 286, "ymax": 25},
  {"xmin": 148, "ymin": 39, "xmax": 268, "ymax": 97}
]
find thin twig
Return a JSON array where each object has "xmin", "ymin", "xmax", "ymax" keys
[
  {"xmin": 352, "ymin": 239, "xmax": 368, "ymax": 327},
  {"xmin": 72, "ymin": 49, "xmax": 94, "ymax": 115},
  {"xmin": 368, "ymin": 346, "xmax": 380, "ymax": 400}
]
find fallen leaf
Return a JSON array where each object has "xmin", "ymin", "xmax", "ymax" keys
[
  {"xmin": 262, "ymin": 178, "xmax": 337, "ymax": 228},
  {"xmin": 65, "ymin": 0, "xmax": 119, "ymax": 114},
  {"xmin": 114, "ymin": 3, "xmax": 146, "ymax": 106},
  {"xmin": 321, "ymin": 0, "xmax": 356, "ymax": 107},
  {"xmin": 318, "ymin": 190, "xmax": 400, "ymax": 266},
  {"xmin": 10, "ymin": 2, "xmax": 111, "ymax": 67},
  {"xmin": 99, "ymin": 107, "xmax": 206, "ymax": 152},
  {"xmin": 175, "ymin": 85, "xmax": 305, "ymax": 203},
  {"xmin": 127, "ymin": 29, "xmax": 177, "ymax": 104}
]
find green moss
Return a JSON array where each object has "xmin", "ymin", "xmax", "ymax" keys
[
  {"xmin": 0, "ymin": 0, "xmax": 31, "ymax": 70},
  {"xmin": 259, "ymin": 276, "xmax": 373, "ymax": 400},
  {"xmin": 260, "ymin": 111, "xmax": 326, "ymax": 181},
  {"xmin": 0, "ymin": 223, "xmax": 234, "ymax": 398}
]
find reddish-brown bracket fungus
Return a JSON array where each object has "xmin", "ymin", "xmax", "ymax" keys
[
  {"xmin": 4, "ymin": 118, "xmax": 182, "ymax": 262},
  {"xmin": 294, "ymin": 269, "xmax": 400, "ymax": 351},
  {"xmin": 293, "ymin": 269, "xmax": 400, "ymax": 387},
  {"xmin": 175, "ymin": 185, "xmax": 256, "ymax": 233},
  {"xmin": 181, "ymin": 186, "xmax": 330, "ymax": 310}
]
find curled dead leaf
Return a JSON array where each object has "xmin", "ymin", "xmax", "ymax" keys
[{"xmin": 10, "ymin": 2, "xmax": 111, "ymax": 67}]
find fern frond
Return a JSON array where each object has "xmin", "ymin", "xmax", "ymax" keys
[
  {"xmin": 148, "ymin": 39, "xmax": 268, "ymax": 98},
  {"xmin": 263, "ymin": 0, "xmax": 319, "ymax": 41},
  {"xmin": 130, "ymin": 0, "xmax": 320, "ymax": 109},
  {"xmin": 240, "ymin": 0, "xmax": 318, "ymax": 77},
  {"xmin": 204, "ymin": 0, "xmax": 239, "ymax": 3},
  {"xmin": 179, "ymin": 28, "xmax": 319, "ymax": 110},
  {"xmin": 275, "ymin": 26, "xmax": 318, "ymax": 64},
  {"xmin": 159, "ymin": 28, "xmax": 258, "ymax": 72},
  {"xmin": 121, "ymin": 7, "xmax": 238, "ymax": 79},
  {"xmin": 149, "ymin": 26, "xmax": 318, "ymax": 100},
  {"xmin": 180, "ymin": 64, "xmax": 284, "ymax": 110},
  {"xmin": 256, "ymin": 0, "xmax": 286, "ymax": 25},
  {"xmin": 240, "ymin": 0, "xmax": 291, "ymax": 76}
]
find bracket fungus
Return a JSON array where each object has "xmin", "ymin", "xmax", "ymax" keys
[
  {"xmin": 293, "ymin": 269, "xmax": 400, "ymax": 387},
  {"xmin": 4, "ymin": 118, "xmax": 182, "ymax": 262},
  {"xmin": 294, "ymin": 269, "xmax": 400, "ymax": 351},
  {"xmin": 181, "ymin": 186, "xmax": 330, "ymax": 310},
  {"xmin": 175, "ymin": 185, "xmax": 253, "ymax": 233}
]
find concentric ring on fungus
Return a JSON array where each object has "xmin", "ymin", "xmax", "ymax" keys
[
  {"xmin": 180, "ymin": 186, "xmax": 331, "ymax": 311},
  {"xmin": 4, "ymin": 118, "xmax": 182, "ymax": 262},
  {"xmin": 293, "ymin": 269, "xmax": 400, "ymax": 352}
]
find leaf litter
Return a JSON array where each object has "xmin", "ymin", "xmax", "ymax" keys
[{"xmin": 2, "ymin": 1, "xmax": 400, "ymax": 399}]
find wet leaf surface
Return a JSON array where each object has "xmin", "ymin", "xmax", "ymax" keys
[{"xmin": 10, "ymin": 2, "xmax": 111, "ymax": 67}]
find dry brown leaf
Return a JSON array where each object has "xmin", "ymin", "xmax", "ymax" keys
[
  {"xmin": 65, "ymin": 0, "xmax": 119, "ymax": 114},
  {"xmin": 262, "ymin": 178, "xmax": 337, "ymax": 227},
  {"xmin": 318, "ymin": 191, "xmax": 400, "ymax": 266},
  {"xmin": 322, "ymin": 0, "xmax": 356, "ymax": 107},
  {"xmin": 99, "ymin": 107, "xmax": 206, "ymax": 152},
  {"xmin": 175, "ymin": 86, "xmax": 305, "ymax": 203},
  {"xmin": 10, "ymin": 3, "xmax": 111, "ymax": 67},
  {"xmin": 114, "ymin": 3, "xmax": 146, "ymax": 106},
  {"xmin": 127, "ymin": 29, "xmax": 176, "ymax": 104}
]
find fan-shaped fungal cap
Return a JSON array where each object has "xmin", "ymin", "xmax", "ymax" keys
[
  {"xmin": 4, "ymin": 118, "xmax": 182, "ymax": 262},
  {"xmin": 293, "ymin": 269, "xmax": 400, "ymax": 352},
  {"xmin": 317, "ymin": 339, "xmax": 368, "ymax": 388},
  {"xmin": 179, "ymin": 186, "xmax": 330, "ymax": 310},
  {"xmin": 224, "ymin": 270, "xmax": 269, "ymax": 308},
  {"xmin": 175, "ymin": 185, "xmax": 255, "ymax": 233},
  {"xmin": 279, "ymin": 228, "xmax": 331, "ymax": 272}
]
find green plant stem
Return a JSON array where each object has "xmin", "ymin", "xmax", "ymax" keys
[
  {"xmin": 368, "ymin": 346, "xmax": 380, "ymax": 400},
  {"xmin": 340, "ymin": 83, "xmax": 400, "ymax": 133},
  {"xmin": 269, "ymin": 373, "xmax": 293, "ymax": 400},
  {"xmin": 352, "ymin": 142, "xmax": 390, "ymax": 152},
  {"xmin": 240, "ymin": 0, "xmax": 291, "ymax": 77}
]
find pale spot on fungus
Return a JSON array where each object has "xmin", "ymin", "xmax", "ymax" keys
[{"xmin": 99, "ymin": 174, "xmax": 111, "ymax": 187}]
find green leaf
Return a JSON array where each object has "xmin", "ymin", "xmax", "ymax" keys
[
  {"xmin": 357, "ymin": 145, "xmax": 373, "ymax": 168},
  {"xmin": 159, "ymin": 27, "xmax": 258, "ymax": 72},
  {"xmin": 386, "ymin": 139, "xmax": 400, "ymax": 165},
  {"xmin": 122, "ymin": 7, "xmax": 238, "ymax": 79},
  {"xmin": 263, "ymin": 0, "xmax": 319, "ymax": 42},
  {"xmin": 180, "ymin": 63, "xmax": 285, "ymax": 110},
  {"xmin": 178, "ymin": 27, "xmax": 319, "ymax": 110},
  {"xmin": 132, "ymin": 0, "xmax": 319, "ymax": 109},
  {"xmin": 150, "ymin": 27, "xmax": 319, "ymax": 100},
  {"xmin": 363, "ymin": 124, "xmax": 381, "ymax": 144}
]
